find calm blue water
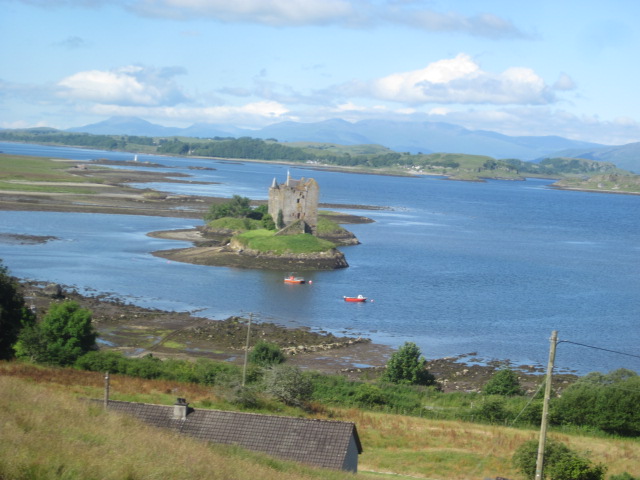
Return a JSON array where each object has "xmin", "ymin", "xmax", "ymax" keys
[{"xmin": 1, "ymin": 141, "xmax": 639, "ymax": 374}]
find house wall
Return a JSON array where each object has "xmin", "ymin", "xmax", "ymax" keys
[{"xmin": 342, "ymin": 435, "xmax": 359, "ymax": 473}]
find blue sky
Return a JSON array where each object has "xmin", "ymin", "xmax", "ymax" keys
[{"xmin": 1, "ymin": 0, "xmax": 639, "ymax": 145}]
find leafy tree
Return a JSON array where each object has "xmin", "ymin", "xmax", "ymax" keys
[
  {"xmin": 551, "ymin": 368, "xmax": 640, "ymax": 436},
  {"xmin": 263, "ymin": 364, "xmax": 313, "ymax": 407},
  {"xmin": 382, "ymin": 342, "xmax": 435, "ymax": 386},
  {"xmin": 513, "ymin": 439, "xmax": 606, "ymax": 480},
  {"xmin": 483, "ymin": 368, "xmax": 523, "ymax": 396},
  {"xmin": 247, "ymin": 204, "xmax": 268, "ymax": 220},
  {"xmin": 204, "ymin": 195, "xmax": 252, "ymax": 221},
  {"xmin": 248, "ymin": 340, "xmax": 285, "ymax": 367},
  {"xmin": 15, "ymin": 300, "xmax": 96, "ymax": 366},
  {"xmin": 0, "ymin": 262, "xmax": 34, "ymax": 359}
]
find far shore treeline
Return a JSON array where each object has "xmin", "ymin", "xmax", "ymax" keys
[{"xmin": 0, "ymin": 128, "xmax": 632, "ymax": 182}]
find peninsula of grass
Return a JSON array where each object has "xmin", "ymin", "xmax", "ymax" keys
[
  {"xmin": 0, "ymin": 153, "xmax": 104, "ymax": 194},
  {"xmin": 316, "ymin": 216, "xmax": 352, "ymax": 236},
  {"xmin": 235, "ymin": 230, "xmax": 337, "ymax": 255}
]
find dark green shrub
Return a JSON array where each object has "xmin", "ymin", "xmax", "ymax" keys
[
  {"xmin": 513, "ymin": 439, "xmax": 606, "ymax": 480},
  {"xmin": 204, "ymin": 195, "xmax": 252, "ymax": 221},
  {"xmin": 473, "ymin": 397, "xmax": 509, "ymax": 424},
  {"xmin": 261, "ymin": 214, "xmax": 276, "ymax": 230},
  {"xmin": 75, "ymin": 351, "xmax": 245, "ymax": 385},
  {"xmin": 0, "ymin": 262, "xmax": 35, "ymax": 360},
  {"xmin": 248, "ymin": 340, "xmax": 285, "ymax": 367},
  {"xmin": 547, "ymin": 455, "xmax": 606, "ymax": 480},
  {"xmin": 309, "ymin": 373, "xmax": 360, "ymax": 404},
  {"xmin": 610, "ymin": 473, "xmax": 638, "ymax": 480},
  {"xmin": 483, "ymin": 368, "xmax": 523, "ymax": 396},
  {"xmin": 124, "ymin": 354, "xmax": 163, "ymax": 379},
  {"xmin": 551, "ymin": 369, "xmax": 640, "ymax": 436},
  {"xmin": 75, "ymin": 351, "xmax": 127, "ymax": 372},
  {"xmin": 353, "ymin": 384, "xmax": 388, "ymax": 407},
  {"xmin": 197, "ymin": 359, "xmax": 244, "ymax": 385}
]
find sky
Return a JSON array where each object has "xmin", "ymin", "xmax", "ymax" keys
[{"xmin": 1, "ymin": 0, "xmax": 639, "ymax": 145}]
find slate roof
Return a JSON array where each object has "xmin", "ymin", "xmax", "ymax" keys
[{"xmin": 104, "ymin": 400, "xmax": 362, "ymax": 470}]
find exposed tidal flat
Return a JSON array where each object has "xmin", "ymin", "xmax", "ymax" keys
[{"xmin": 1, "ymin": 142, "xmax": 639, "ymax": 377}]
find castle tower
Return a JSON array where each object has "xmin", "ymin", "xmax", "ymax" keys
[{"xmin": 268, "ymin": 172, "xmax": 319, "ymax": 235}]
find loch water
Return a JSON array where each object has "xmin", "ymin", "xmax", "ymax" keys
[{"xmin": 1, "ymin": 141, "xmax": 639, "ymax": 374}]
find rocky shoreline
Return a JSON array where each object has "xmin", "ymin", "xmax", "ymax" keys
[
  {"xmin": 2, "ymin": 158, "xmax": 580, "ymax": 392},
  {"xmin": 16, "ymin": 280, "xmax": 579, "ymax": 393},
  {"xmin": 148, "ymin": 227, "xmax": 350, "ymax": 269}
]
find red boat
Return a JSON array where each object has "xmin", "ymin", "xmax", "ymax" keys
[
  {"xmin": 284, "ymin": 275, "xmax": 305, "ymax": 284},
  {"xmin": 343, "ymin": 295, "xmax": 366, "ymax": 302}
]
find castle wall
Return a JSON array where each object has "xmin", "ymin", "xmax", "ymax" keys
[{"xmin": 268, "ymin": 176, "xmax": 318, "ymax": 234}]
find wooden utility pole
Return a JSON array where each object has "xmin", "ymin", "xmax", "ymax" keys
[
  {"xmin": 103, "ymin": 371, "xmax": 110, "ymax": 410},
  {"xmin": 535, "ymin": 330, "xmax": 558, "ymax": 480},
  {"xmin": 242, "ymin": 313, "xmax": 253, "ymax": 386}
]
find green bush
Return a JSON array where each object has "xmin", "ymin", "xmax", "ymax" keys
[
  {"xmin": 472, "ymin": 396, "xmax": 509, "ymax": 424},
  {"xmin": 383, "ymin": 342, "xmax": 435, "ymax": 386},
  {"xmin": 483, "ymin": 368, "xmax": 523, "ymax": 396},
  {"xmin": 512, "ymin": 439, "xmax": 606, "ymax": 480},
  {"xmin": 263, "ymin": 365, "xmax": 313, "ymax": 407},
  {"xmin": 309, "ymin": 373, "xmax": 360, "ymax": 404},
  {"xmin": 123, "ymin": 354, "xmax": 164, "ymax": 379},
  {"xmin": 610, "ymin": 473, "xmax": 638, "ymax": 480},
  {"xmin": 15, "ymin": 300, "xmax": 96, "ymax": 366},
  {"xmin": 551, "ymin": 369, "xmax": 640, "ymax": 436},
  {"xmin": 261, "ymin": 213, "xmax": 276, "ymax": 230},
  {"xmin": 75, "ymin": 350, "xmax": 127, "ymax": 372},
  {"xmin": 75, "ymin": 351, "xmax": 244, "ymax": 385},
  {"xmin": 353, "ymin": 384, "xmax": 388, "ymax": 407},
  {"xmin": 248, "ymin": 340, "xmax": 285, "ymax": 367},
  {"xmin": 204, "ymin": 195, "xmax": 252, "ymax": 221}
]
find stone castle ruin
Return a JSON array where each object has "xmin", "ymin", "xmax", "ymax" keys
[{"xmin": 268, "ymin": 172, "xmax": 319, "ymax": 235}]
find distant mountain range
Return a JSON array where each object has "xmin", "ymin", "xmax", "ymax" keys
[{"xmin": 67, "ymin": 116, "xmax": 640, "ymax": 172}]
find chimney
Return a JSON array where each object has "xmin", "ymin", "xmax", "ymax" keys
[{"xmin": 173, "ymin": 398, "xmax": 189, "ymax": 420}]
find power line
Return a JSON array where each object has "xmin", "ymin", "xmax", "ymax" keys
[{"xmin": 558, "ymin": 340, "xmax": 640, "ymax": 361}]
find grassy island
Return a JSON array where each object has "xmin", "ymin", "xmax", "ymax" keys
[{"xmin": 234, "ymin": 230, "xmax": 337, "ymax": 255}]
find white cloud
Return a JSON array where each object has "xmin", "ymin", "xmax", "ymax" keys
[
  {"xmin": 131, "ymin": 0, "xmax": 356, "ymax": 25},
  {"xmin": 390, "ymin": 9, "xmax": 527, "ymax": 39},
  {"xmin": 57, "ymin": 65, "xmax": 187, "ymax": 106},
  {"xmin": 130, "ymin": 1, "xmax": 528, "ymax": 37},
  {"xmin": 18, "ymin": 0, "xmax": 527, "ymax": 37},
  {"xmin": 89, "ymin": 100, "xmax": 289, "ymax": 127},
  {"xmin": 420, "ymin": 107, "xmax": 640, "ymax": 145},
  {"xmin": 553, "ymin": 73, "xmax": 576, "ymax": 91},
  {"xmin": 369, "ymin": 54, "xmax": 555, "ymax": 105},
  {"xmin": 54, "ymin": 36, "xmax": 89, "ymax": 49}
]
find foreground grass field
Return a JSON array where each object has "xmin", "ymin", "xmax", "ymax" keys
[{"xmin": 1, "ymin": 362, "xmax": 638, "ymax": 479}]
